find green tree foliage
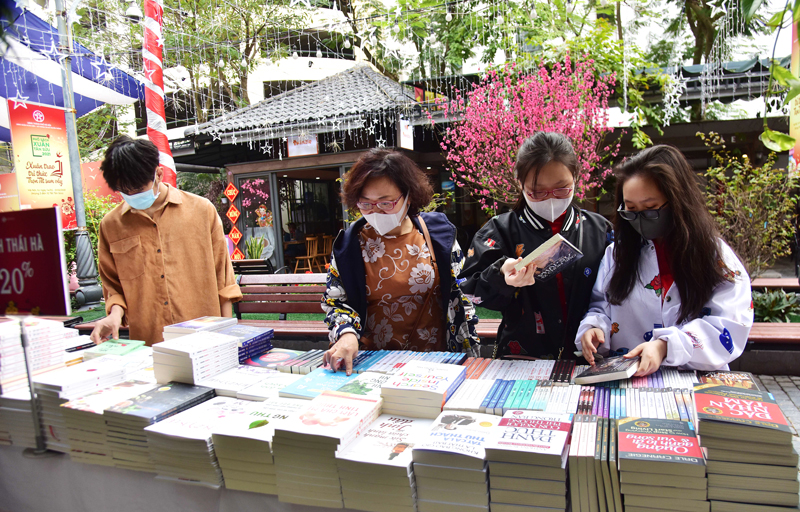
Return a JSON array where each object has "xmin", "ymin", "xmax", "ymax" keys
[
  {"xmin": 700, "ymin": 131, "xmax": 798, "ymax": 277},
  {"xmin": 63, "ymin": 189, "xmax": 122, "ymax": 281}
]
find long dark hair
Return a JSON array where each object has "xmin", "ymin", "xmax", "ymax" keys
[
  {"xmin": 513, "ymin": 132, "xmax": 578, "ymax": 211},
  {"xmin": 607, "ymin": 145, "xmax": 727, "ymax": 324}
]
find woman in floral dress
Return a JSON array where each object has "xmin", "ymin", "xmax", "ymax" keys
[{"xmin": 321, "ymin": 149, "xmax": 480, "ymax": 375}]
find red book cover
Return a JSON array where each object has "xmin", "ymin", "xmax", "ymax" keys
[
  {"xmin": 693, "ymin": 384, "xmax": 790, "ymax": 433},
  {"xmin": 617, "ymin": 417, "xmax": 704, "ymax": 467}
]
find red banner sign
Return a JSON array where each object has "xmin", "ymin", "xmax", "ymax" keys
[
  {"xmin": 231, "ymin": 247, "xmax": 245, "ymax": 260},
  {"xmin": 0, "ymin": 207, "xmax": 70, "ymax": 315},
  {"xmin": 226, "ymin": 205, "xmax": 240, "ymax": 224},
  {"xmin": 224, "ymin": 182, "xmax": 239, "ymax": 202},
  {"xmin": 229, "ymin": 227, "xmax": 242, "ymax": 245}
]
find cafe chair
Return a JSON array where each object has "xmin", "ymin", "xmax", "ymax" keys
[{"xmin": 294, "ymin": 235, "xmax": 322, "ymax": 273}]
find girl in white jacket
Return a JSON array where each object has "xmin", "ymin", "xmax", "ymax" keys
[{"xmin": 576, "ymin": 145, "xmax": 753, "ymax": 376}]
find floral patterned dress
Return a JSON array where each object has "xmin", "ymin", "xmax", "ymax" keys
[{"xmin": 359, "ymin": 224, "xmax": 444, "ymax": 351}]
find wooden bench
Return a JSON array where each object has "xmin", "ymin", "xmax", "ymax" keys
[{"xmin": 235, "ymin": 273, "xmax": 327, "ymax": 321}]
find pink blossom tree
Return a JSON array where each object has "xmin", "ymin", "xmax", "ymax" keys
[
  {"xmin": 437, "ymin": 56, "xmax": 620, "ymax": 214},
  {"xmin": 239, "ymin": 178, "xmax": 270, "ymax": 226}
]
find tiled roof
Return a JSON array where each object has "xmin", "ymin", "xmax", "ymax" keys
[{"xmin": 191, "ymin": 64, "xmax": 415, "ymax": 136}]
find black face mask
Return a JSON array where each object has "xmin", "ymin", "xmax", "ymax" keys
[{"xmin": 618, "ymin": 204, "xmax": 673, "ymax": 240}]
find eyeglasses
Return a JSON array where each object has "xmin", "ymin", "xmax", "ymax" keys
[
  {"xmin": 524, "ymin": 187, "xmax": 573, "ymax": 201},
  {"xmin": 356, "ymin": 195, "xmax": 404, "ymax": 211},
  {"xmin": 617, "ymin": 203, "xmax": 669, "ymax": 221}
]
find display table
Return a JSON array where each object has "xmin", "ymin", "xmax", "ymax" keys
[{"xmin": 0, "ymin": 445, "xmax": 348, "ymax": 512}]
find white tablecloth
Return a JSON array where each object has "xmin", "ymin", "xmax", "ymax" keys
[{"xmin": 0, "ymin": 445, "xmax": 343, "ymax": 512}]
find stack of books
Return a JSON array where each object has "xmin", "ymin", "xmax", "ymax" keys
[
  {"xmin": 60, "ymin": 379, "xmax": 158, "ymax": 466},
  {"xmin": 83, "ymin": 339, "xmax": 145, "ymax": 360},
  {"xmin": 152, "ymin": 332, "xmax": 239, "ymax": 384},
  {"xmin": 64, "ymin": 335, "xmax": 96, "ymax": 366},
  {"xmin": 161, "ymin": 316, "xmax": 237, "ymax": 341},
  {"xmin": 211, "ymin": 396, "xmax": 306, "ymax": 493},
  {"xmin": 0, "ymin": 389, "xmax": 36, "ymax": 447},
  {"xmin": 485, "ymin": 411, "xmax": 573, "ymax": 512},
  {"xmin": 617, "ymin": 417, "xmax": 707, "ymax": 512},
  {"xmin": 412, "ymin": 410, "xmax": 499, "ymax": 512},
  {"xmin": 0, "ymin": 317, "xmax": 68, "ymax": 395},
  {"xmin": 236, "ymin": 372, "xmax": 304, "ymax": 401},
  {"xmin": 336, "ymin": 414, "xmax": 433, "ymax": 512},
  {"xmin": 196, "ymin": 365, "xmax": 279, "ymax": 397},
  {"xmin": 272, "ymin": 390, "xmax": 383, "ymax": 508},
  {"xmin": 33, "ymin": 355, "xmax": 128, "ymax": 452},
  {"xmin": 694, "ymin": 384, "xmax": 798, "ymax": 511},
  {"xmin": 144, "ymin": 396, "xmax": 250, "ymax": 488},
  {"xmin": 214, "ymin": 324, "xmax": 274, "ymax": 363},
  {"xmin": 274, "ymin": 349, "xmax": 327, "ymax": 374},
  {"xmin": 102, "ymin": 382, "xmax": 215, "ymax": 472},
  {"xmin": 381, "ymin": 360, "xmax": 466, "ymax": 419}
]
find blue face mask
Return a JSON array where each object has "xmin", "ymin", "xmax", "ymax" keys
[{"xmin": 120, "ymin": 170, "xmax": 160, "ymax": 210}]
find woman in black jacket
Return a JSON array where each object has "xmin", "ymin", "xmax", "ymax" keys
[{"xmin": 460, "ymin": 132, "xmax": 612, "ymax": 359}]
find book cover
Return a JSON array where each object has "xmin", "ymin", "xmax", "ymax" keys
[
  {"xmin": 279, "ymin": 367, "xmax": 359, "ymax": 400},
  {"xmin": 162, "ymin": 316, "xmax": 237, "ymax": 333},
  {"xmin": 335, "ymin": 372, "xmax": 391, "ymax": 398},
  {"xmin": 196, "ymin": 365, "xmax": 278, "ymax": 395},
  {"xmin": 484, "ymin": 410, "xmax": 573, "ymax": 465},
  {"xmin": 513, "ymin": 233, "xmax": 583, "ymax": 281},
  {"xmin": 61, "ymin": 380, "xmax": 157, "ymax": 415},
  {"xmin": 236, "ymin": 372, "xmax": 304, "ymax": 400},
  {"xmin": 211, "ymin": 396, "xmax": 306, "ymax": 444},
  {"xmin": 144, "ymin": 396, "xmax": 249, "ymax": 440},
  {"xmin": 274, "ymin": 390, "xmax": 382, "ymax": 444},
  {"xmin": 617, "ymin": 417, "xmax": 704, "ymax": 468},
  {"xmin": 574, "ymin": 356, "xmax": 640, "ymax": 385},
  {"xmin": 693, "ymin": 383, "xmax": 791, "ymax": 434},
  {"xmin": 103, "ymin": 382, "xmax": 215, "ymax": 424},
  {"xmin": 242, "ymin": 348, "xmax": 306, "ymax": 369},
  {"xmin": 697, "ymin": 371, "xmax": 759, "ymax": 390},
  {"xmin": 337, "ymin": 414, "xmax": 434, "ymax": 468},
  {"xmin": 152, "ymin": 332, "xmax": 239, "ymax": 358},
  {"xmin": 83, "ymin": 340, "xmax": 146, "ymax": 360},
  {"xmin": 381, "ymin": 360, "xmax": 466, "ymax": 401},
  {"xmin": 412, "ymin": 410, "xmax": 499, "ymax": 461}
]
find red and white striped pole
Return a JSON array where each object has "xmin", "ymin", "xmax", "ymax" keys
[{"xmin": 142, "ymin": 0, "xmax": 176, "ymax": 186}]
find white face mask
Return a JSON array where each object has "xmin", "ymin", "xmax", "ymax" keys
[
  {"xmin": 525, "ymin": 193, "xmax": 574, "ymax": 223},
  {"xmin": 363, "ymin": 195, "xmax": 409, "ymax": 236}
]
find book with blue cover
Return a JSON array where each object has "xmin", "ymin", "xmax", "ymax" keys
[
  {"xmin": 278, "ymin": 367, "xmax": 359, "ymax": 400},
  {"xmin": 216, "ymin": 325, "xmax": 274, "ymax": 346}
]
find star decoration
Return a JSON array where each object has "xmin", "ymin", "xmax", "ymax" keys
[
  {"xmin": 289, "ymin": 0, "xmax": 311, "ymax": 7},
  {"xmin": 156, "ymin": 36, "xmax": 165, "ymax": 48},
  {"xmin": 282, "ymin": 137, "xmax": 288, "ymax": 142},
  {"xmin": 384, "ymin": 46, "xmax": 401, "ymax": 61},
  {"xmin": 11, "ymin": 92, "xmax": 29, "ymax": 109},
  {"xmin": 375, "ymin": 136, "xmax": 386, "ymax": 148},
  {"xmin": 260, "ymin": 143, "xmax": 273, "ymax": 154},
  {"xmin": 91, "ymin": 54, "xmax": 108, "ymax": 76},
  {"xmin": 144, "ymin": 66, "xmax": 157, "ymax": 82},
  {"xmin": 231, "ymin": 134, "xmax": 237, "ymax": 144},
  {"xmin": 367, "ymin": 124, "xmax": 375, "ymax": 135},
  {"xmin": 212, "ymin": 131, "xmax": 221, "ymax": 142}
]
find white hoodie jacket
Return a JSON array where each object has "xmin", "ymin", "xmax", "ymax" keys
[{"xmin": 575, "ymin": 239, "xmax": 753, "ymax": 371}]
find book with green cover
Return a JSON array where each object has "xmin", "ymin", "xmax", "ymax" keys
[
  {"xmin": 83, "ymin": 340, "xmax": 145, "ymax": 360},
  {"xmin": 103, "ymin": 381, "xmax": 215, "ymax": 425}
]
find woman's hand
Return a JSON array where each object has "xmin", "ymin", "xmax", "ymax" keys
[
  {"xmin": 89, "ymin": 305, "xmax": 124, "ymax": 345},
  {"xmin": 581, "ymin": 328, "xmax": 605, "ymax": 365},
  {"xmin": 323, "ymin": 332, "xmax": 359, "ymax": 375},
  {"xmin": 625, "ymin": 339, "xmax": 668, "ymax": 377},
  {"xmin": 501, "ymin": 258, "xmax": 537, "ymax": 288}
]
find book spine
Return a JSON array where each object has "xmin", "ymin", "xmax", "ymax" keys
[{"xmin": 480, "ymin": 379, "xmax": 501, "ymax": 413}]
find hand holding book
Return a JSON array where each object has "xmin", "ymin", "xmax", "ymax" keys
[
  {"xmin": 624, "ymin": 339, "xmax": 668, "ymax": 377},
  {"xmin": 501, "ymin": 258, "xmax": 537, "ymax": 287}
]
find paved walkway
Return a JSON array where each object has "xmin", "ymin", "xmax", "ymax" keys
[{"xmin": 754, "ymin": 375, "xmax": 800, "ymax": 455}]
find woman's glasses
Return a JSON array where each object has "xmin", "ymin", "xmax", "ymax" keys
[
  {"xmin": 356, "ymin": 195, "xmax": 404, "ymax": 211},
  {"xmin": 524, "ymin": 187, "xmax": 573, "ymax": 201},
  {"xmin": 617, "ymin": 203, "xmax": 669, "ymax": 221}
]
